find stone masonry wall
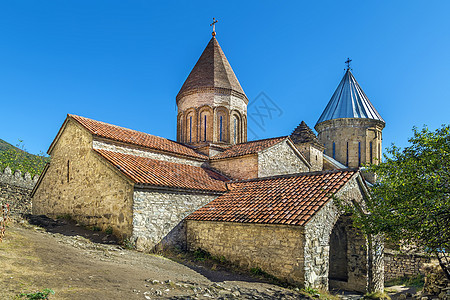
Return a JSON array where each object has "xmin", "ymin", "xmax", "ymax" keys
[
  {"xmin": 384, "ymin": 250, "xmax": 435, "ymax": 281},
  {"xmin": 296, "ymin": 144, "xmax": 323, "ymax": 172},
  {"xmin": 177, "ymin": 93, "xmax": 247, "ymax": 145},
  {"xmin": 93, "ymin": 140, "xmax": 204, "ymax": 167},
  {"xmin": 0, "ymin": 167, "xmax": 38, "ymax": 217},
  {"xmin": 210, "ymin": 155, "xmax": 258, "ymax": 180},
  {"xmin": 132, "ymin": 189, "xmax": 218, "ymax": 251},
  {"xmin": 186, "ymin": 221, "xmax": 306, "ymax": 284},
  {"xmin": 258, "ymin": 140, "xmax": 310, "ymax": 178},
  {"xmin": 304, "ymin": 176, "xmax": 383, "ymax": 293},
  {"xmin": 32, "ymin": 119, "xmax": 135, "ymax": 239},
  {"xmin": 315, "ymin": 118, "xmax": 384, "ymax": 168}
]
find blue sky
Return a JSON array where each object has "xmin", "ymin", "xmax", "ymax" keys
[{"xmin": 1, "ymin": 1, "xmax": 449, "ymax": 155}]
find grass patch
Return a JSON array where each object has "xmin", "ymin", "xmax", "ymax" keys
[
  {"xmin": 364, "ymin": 291, "xmax": 391, "ymax": 300},
  {"xmin": 16, "ymin": 288, "xmax": 55, "ymax": 299},
  {"xmin": 385, "ymin": 274, "xmax": 424, "ymax": 288}
]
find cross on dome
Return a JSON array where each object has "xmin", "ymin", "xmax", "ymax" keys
[{"xmin": 210, "ymin": 18, "xmax": 218, "ymax": 36}]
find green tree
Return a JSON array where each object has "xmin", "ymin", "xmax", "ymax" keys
[
  {"xmin": 0, "ymin": 140, "xmax": 49, "ymax": 177},
  {"xmin": 345, "ymin": 125, "xmax": 450, "ymax": 279}
]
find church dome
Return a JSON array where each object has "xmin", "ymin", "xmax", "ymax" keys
[
  {"xmin": 316, "ymin": 69, "xmax": 384, "ymax": 125},
  {"xmin": 176, "ymin": 37, "xmax": 248, "ymax": 103}
]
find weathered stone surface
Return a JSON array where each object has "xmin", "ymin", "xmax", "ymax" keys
[
  {"xmin": 32, "ymin": 119, "xmax": 135, "ymax": 239},
  {"xmin": 0, "ymin": 166, "xmax": 37, "ymax": 190},
  {"xmin": 315, "ymin": 118, "xmax": 384, "ymax": 168},
  {"xmin": 295, "ymin": 143, "xmax": 324, "ymax": 172},
  {"xmin": 186, "ymin": 176, "xmax": 383, "ymax": 293},
  {"xmin": 177, "ymin": 92, "xmax": 247, "ymax": 145},
  {"xmin": 209, "ymin": 154, "xmax": 258, "ymax": 180},
  {"xmin": 384, "ymin": 250, "xmax": 435, "ymax": 281},
  {"xmin": 186, "ymin": 221, "xmax": 306, "ymax": 284},
  {"xmin": 0, "ymin": 166, "xmax": 37, "ymax": 217},
  {"xmin": 0, "ymin": 182, "xmax": 32, "ymax": 217},
  {"xmin": 132, "ymin": 189, "xmax": 218, "ymax": 251},
  {"xmin": 258, "ymin": 140, "xmax": 309, "ymax": 178}
]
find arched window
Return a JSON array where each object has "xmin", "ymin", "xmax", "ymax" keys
[
  {"xmin": 179, "ymin": 117, "xmax": 183, "ymax": 142},
  {"xmin": 232, "ymin": 114, "xmax": 240, "ymax": 144}
]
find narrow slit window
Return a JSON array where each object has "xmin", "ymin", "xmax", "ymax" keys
[
  {"xmin": 234, "ymin": 118, "xmax": 237, "ymax": 143},
  {"xmin": 370, "ymin": 141, "xmax": 373, "ymax": 164},
  {"xmin": 358, "ymin": 142, "xmax": 361, "ymax": 167},
  {"xmin": 346, "ymin": 142, "xmax": 349, "ymax": 166},
  {"xmin": 332, "ymin": 142, "xmax": 336, "ymax": 159},
  {"xmin": 189, "ymin": 116, "xmax": 192, "ymax": 143},
  {"xmin": 219, "ymin": 116, "xmax": 223, "ymax": 142},
  {"xmin": 204, "ymin": 115, "xmax": 207, "ymax": 142},
  {"xmin": 67, "ymin": 160, "xmax": 70, "ymax": 183}
]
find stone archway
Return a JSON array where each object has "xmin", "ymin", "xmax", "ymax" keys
[{"xmin": 329, "ymin": 217, "xmax": 349, "ymax": 285}]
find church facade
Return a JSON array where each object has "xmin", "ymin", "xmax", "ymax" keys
[{"xmin": 32, "ymin": 31, "xmax": 385, "ymax": 292}]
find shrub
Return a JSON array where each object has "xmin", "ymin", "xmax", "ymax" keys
[{"xmin": 17, "ymin": 288, "xmax": 55, "ymax": 299}]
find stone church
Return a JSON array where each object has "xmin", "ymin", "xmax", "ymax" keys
[{"xmin": 32, "ymin": 30, "xmax": 385, "ymax": 292}]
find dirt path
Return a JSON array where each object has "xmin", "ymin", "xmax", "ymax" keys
[{"xmin": 0, "ymin": 221, "xmax": 307, "ymax": 299}]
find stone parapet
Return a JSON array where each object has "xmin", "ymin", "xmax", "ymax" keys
[{"xmin": 0, "ymin": 166, "xmax": 39, "ymax": 190}]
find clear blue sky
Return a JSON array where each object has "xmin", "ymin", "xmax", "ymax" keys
[{"xmin": 1, "ymin": 1, "xmax": 449, "ymax": 155}]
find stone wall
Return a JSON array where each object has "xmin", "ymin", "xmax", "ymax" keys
[
  {"xmin": 93, "ymin": 139, "xmax": 204, "ymax": 167},
  {"xmin": 315, "ymin": 118, "xmax": 384, "ymax": 168},
  {"xmin": 257, "ymin": 140, "xmax": 310, "ymax": 178},
  {"xmin": 186, "ymin": 221, "xmax": 306, "ymax": 284},
  {"xmin": 177, "ymin": 92, "xmax": 247, "ymax": 145},
  {"xmin": 210, "ymin": 155, "xmax": 258, "ymax": 180},
  {"xmin": 0, "ymin": 167, "xmax": 38, "ymax": 217},
  {"xmin": 132, "ymin": 189, "xmax": 219, "ymax": 251},
  {"xmin": 295, "ymin": 143, "xmax": 323, "ymax": 172},
  {"xmin": 32, "ymin": 119, "xmax": 135, "ymax": 239},
  {"xmin": 384, "ymin": 250, "xmax": 435, "ymax": 281},
  {"xmin": 304, "ymin": 176, "xmax": 384, "ymax": 292}
]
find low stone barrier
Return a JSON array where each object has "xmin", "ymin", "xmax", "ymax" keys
[{"xmin": 0, "ymin": 167, "xmax": 38, "ymax": 217}]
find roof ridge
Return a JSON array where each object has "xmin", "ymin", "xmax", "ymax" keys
[
  {"xmin": 69, "ymin": 114, "xmax": 168, "ymax": 141},
  {"xmin": 68, "ymin": 114, "xmax": 207, "ymax": 159},
  {"xmin": 234, "ymin": 136, "xmax": 288, "ymax": 146},
  {"xmin": 231, "ymin": 168, "xmax": 358, "ymax": 184}
]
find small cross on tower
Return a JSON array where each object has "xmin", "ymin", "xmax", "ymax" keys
[
  {"xmin": 210, "ymin": 18, "xmax": 218, "ymax": 36},
  {"xmin": 345, "ymin": 57, "xmax": 352, "ymax": 70}
]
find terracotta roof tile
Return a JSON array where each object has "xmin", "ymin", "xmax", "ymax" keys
[
  {"xmin": 70, "ymin": 114, "xmax": 206, "ymax": 160},
  {"xmin": 211, "ymin": 136, "xmax": 287, "ymax": 160},
  {"xmin": 186, "ymin": 169, "xmax": 357, "ymax": 225},
  {"xmin": 95, "ymin": 149, "xmax": 228, "ymax": 192}
]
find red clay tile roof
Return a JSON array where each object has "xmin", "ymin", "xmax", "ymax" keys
[
  {"xmin": 186, "ymin": 169, "xmax": 358, "ymax": 226},
  {"xmin": 69, "ymin": 114, "xmax": 206, "ymax": 160},
  {"xmin": 94, "ymin": 149, "xmax": 228, "ymax": 192},
  {"xmin": 211, "ymin": 136, "xmax": 288, "ymax": 160}
]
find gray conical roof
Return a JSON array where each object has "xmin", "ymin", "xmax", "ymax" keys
[
  {"xmin": 316, "ymin": 69, "xmax": 384, "ymax": 125},
  {"xmin": 176, "ymin": 37, "xmax": 247, "ymax": 103}
]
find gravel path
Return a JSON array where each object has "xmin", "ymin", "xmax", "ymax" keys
[{"xmin": 0, "ymin": 220, "xmax": 309, "ymax": 300}]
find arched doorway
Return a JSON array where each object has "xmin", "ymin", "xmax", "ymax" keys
[{"xmin": 329, "ymin": 217, "xmax": 349, "ymax": 285}]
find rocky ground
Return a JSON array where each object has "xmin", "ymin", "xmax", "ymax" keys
[{"xmin": 0, "ymin": 217, "xmax": 312, "ymax": 300}]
